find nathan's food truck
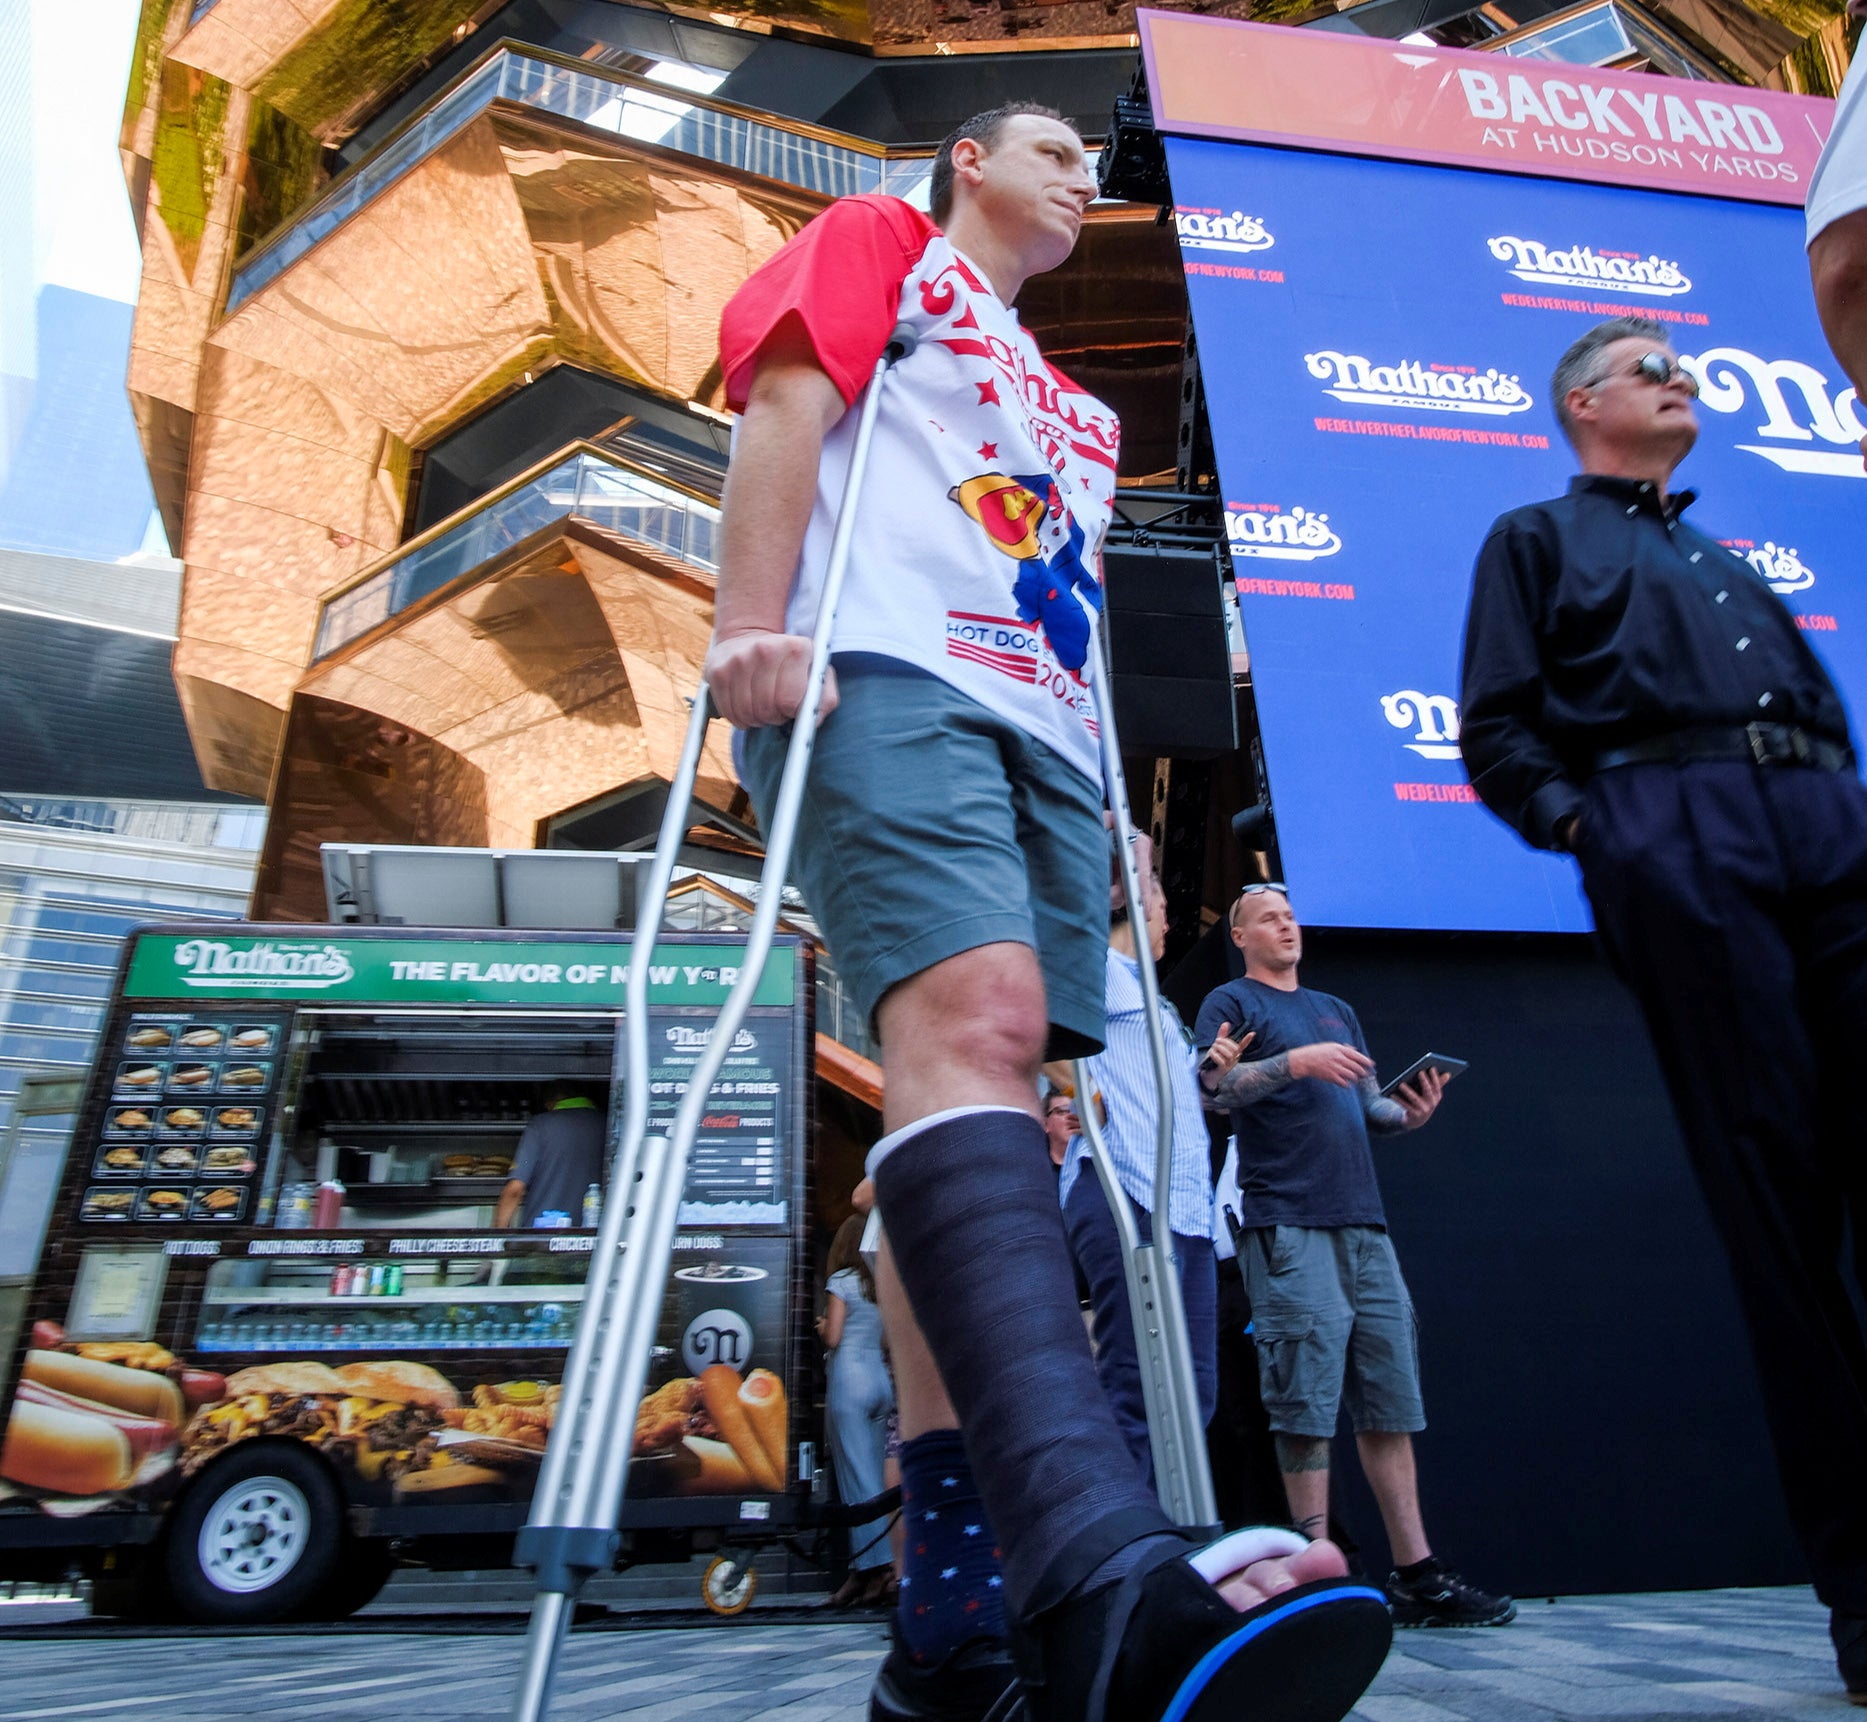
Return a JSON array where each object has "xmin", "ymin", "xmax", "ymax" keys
[{"xmin": 0, "ymin": 925, "xmax": 814, "ymax": 1623}]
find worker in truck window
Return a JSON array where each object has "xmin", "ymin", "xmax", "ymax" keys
[{"xmin": 495, "ymin": 1084, "xmax": 606, "ymax": 1229}]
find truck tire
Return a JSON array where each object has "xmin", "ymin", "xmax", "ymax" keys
[{"xmin": 163, "ymin": 1444, "xmax": 342, "ymax": 1625}]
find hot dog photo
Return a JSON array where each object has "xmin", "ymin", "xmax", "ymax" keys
[
  {"xmin": 1, "ymin": 1325, "xmax": 798, "ymax": 1510},
  {"xmin": 629, "ymin": 1364, "xmax": 790, "ymax": 1495}
]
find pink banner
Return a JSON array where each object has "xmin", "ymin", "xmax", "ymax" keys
[{"xmin": 1138, "ymin": 9, "xmax": 1834, "ymax": 207}]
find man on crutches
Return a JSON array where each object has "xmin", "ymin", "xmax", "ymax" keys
[{"xmin": 710, "ymin": 104, "xmax": 1391, "ymax": 1722}]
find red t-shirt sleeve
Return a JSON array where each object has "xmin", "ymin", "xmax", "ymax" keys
[{"xmin": 720, "ymin": 195, "xmax": 935, "ymax": 413}]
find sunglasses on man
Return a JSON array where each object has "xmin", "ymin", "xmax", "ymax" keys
[
  {"xmin": 1239, "ymin": 882, "xmax": 1288, "ymax": 897},
  {"xmin": 1592, "ymin": 351, "xmax": 1700, "ymax": 398}
]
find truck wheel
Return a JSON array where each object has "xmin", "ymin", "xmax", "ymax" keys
[
  {"xmin": 297, "ymin": 1538, "xmax": 398, "ymax": 1621},
  {"xmin": 164, "ymin": 1445, "xmax": 342, "ymax": 1624},
  {"xmin": 701, "ymin": 1554, "xmax": 757, "ymax": 1616}
]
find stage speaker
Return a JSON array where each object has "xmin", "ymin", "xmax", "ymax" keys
[{"xmin": 1103, "ymin": 542, "xmax": 1237, "ymax": 758}]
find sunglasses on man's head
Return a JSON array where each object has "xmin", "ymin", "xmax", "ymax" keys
[
  {"xmin": 1240, "ymin": 883, "xmax": 1288, "ymax": 897},
  {"xmin": 1595, "ymin": 352, "xmax": 1699, "ymax": 397}
]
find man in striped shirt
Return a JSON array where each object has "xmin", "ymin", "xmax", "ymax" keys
[{"xmin": 1058, "ymin": 846, "xmax": 1249, "ymax": 1478}]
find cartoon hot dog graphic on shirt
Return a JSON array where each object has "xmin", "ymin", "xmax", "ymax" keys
[{"xmin": 949, "ymin": 471, "xmax": 1101, "ymax": 671}]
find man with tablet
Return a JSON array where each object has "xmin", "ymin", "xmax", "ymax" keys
[{"xmin": 1195, "ymin": 883, "xmax": 1511, "ymax": 1627}]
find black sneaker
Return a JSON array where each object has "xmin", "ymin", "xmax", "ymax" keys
[
  {"xmin": 1385, "ymin": 1561, "xmax": 1516, "ymax": 1627},
  {"xmin": 869, "ymin": 1620, "xmax": 1022, "ymax": 1722}
]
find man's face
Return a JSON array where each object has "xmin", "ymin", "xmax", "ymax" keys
[
  {"xmin": 1567, "ymin": 337, "xmax": 1699, "ymax": 461},
  {"xmin": 1230, "ymin": 890, "xmax": 1302, "ymax": 973},
  {"xmin": 957, "ymin": 115, "xmax": 1096, "ymax": 275},
  {"xmin": 1043, "ymin": 1094, "xmax": 1078, "ymax": 1164}
]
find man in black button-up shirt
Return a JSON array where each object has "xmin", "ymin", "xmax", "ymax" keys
[{"xmin": 1461, "ymin": 315, "xmax": 1867, "ymax": 1699}]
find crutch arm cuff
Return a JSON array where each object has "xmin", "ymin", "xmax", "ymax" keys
[{"xmin": 515, "ymin": 1525, "xmax": 622, "ymax": 1596}]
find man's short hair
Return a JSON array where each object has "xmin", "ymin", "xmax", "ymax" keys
[
  {"xmin": 929, "ymin": 102, "xmax": 1076, "ymax": 226},
  {"xmin": 1550, "ymin": 316, "xmax": 1673, "ymax": 443},
  {"xmin": 1228, "ymin": 885, "xmax": 1289, "ymax": 930}
]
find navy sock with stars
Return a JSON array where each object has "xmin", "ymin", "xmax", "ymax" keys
[{"xmin": 896, "ymin": 1428, "xmax": 1007, "ymax": 1664}]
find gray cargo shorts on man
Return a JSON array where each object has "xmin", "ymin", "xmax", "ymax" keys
[
  {"xmin": 737, "ymin": 654, "xmax": 1108, "ymax": 1057},
  {"xmin": 1241, "ymin": 1223, "xmax": 1426, "ymax": 1437}
]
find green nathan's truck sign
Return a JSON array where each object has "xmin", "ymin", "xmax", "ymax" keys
[{"xmin": 123, "ymin": 930, "xmax": 795, "ymax": 1007}]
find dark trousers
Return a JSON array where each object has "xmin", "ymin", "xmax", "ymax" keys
[
  {"xmin": 1580, "ymin": 760, "xmax": 1867, "ymax": 1613},
  {"xmin": 1209, "ymin": 1260, "xmax": 1296, "ymax": 1528},
  {"xmin": 1062, "ymin": 1172, "xmax": 1218, "ymax": 1488}
]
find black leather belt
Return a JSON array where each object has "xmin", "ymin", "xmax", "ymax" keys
[{"xmin": 1592, "ymin": 722, "xmax": 1853, "ymax": 774}]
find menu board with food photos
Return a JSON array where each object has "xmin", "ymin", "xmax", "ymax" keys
[
  {"xmin": 80, "ymin": 1013, "xmax": 287, "ymax": 1226},
  {"xmin": 647, "ymin": 1009, "xmax": 795, "ymax": 1228}
]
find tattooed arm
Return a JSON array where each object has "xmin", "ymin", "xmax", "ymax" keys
[
  {"xmin": 1201, "ymin": 1052, "xmax": 1293, "ymax": 1112},
  {"xmin": 1360, "ymin": 1075, "xmax": 1411, "ymax": 1134}
]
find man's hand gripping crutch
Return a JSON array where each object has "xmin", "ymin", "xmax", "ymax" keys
[{"xmin": 506, "ymin": 324, "xmax": 917, "ymax": 1722}]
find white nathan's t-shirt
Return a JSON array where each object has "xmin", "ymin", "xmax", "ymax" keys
[
  {"xmin": 720, "ymin": 195, "xmax": 1121, "ymax": 781},
  {"xmin": 1808, "ymin": 45, "xmax": 1867, "ymax": 245}
]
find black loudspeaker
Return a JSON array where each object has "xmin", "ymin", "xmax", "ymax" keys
[{"xmin": 1103, "ymin": 542, "xmax": 1238, "ymax": 759}]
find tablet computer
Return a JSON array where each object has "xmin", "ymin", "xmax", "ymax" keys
[{"xmin": 1379, "ymin": 1053, "xmax": 1468, "ymax": 1098}]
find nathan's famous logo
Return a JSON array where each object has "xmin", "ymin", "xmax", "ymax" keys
[
  {"xmin": 665, "ymin": 1024, "xmax": 757, "ymax": 1053},
  {"xmin": 170, "ymin": 938, "xmax": 355, "ymax": 989},
  {"xmin": 1678, "ymin": 348, "xmax": 1866, "ymax": 479},
  {"xmin": 1381, "ymin": 691, "xmax": 1462, "ymax": 760},
  {"xmin": 1488, "ymin": 236, "xmax": 1690, "ymax": 297},
  {"xmin": 1227, "ymin": 504, "xmax": 1341, "ymax": 562},
  {"xmin": 950, "ymin": 472, "xmax": 1100, "ymax": 670},
  {"xmin": 1174, "ymin": 208, "xmax": 1274, "ymax": 256},
  {"xmin": 1305, "ymin": 352, "xmax": 1533, "ymax": 416},
  {"xmin": 1719, "ymin": 537, "xmax": 1816, "ymax": 594}
]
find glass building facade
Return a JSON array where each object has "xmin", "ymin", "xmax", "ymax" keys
[{"xmin": 0, "ymin": 799, "xmax": 261, "ymax": 1137}]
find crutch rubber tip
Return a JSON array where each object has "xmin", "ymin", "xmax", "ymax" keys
[{"xmin": 887, "ymin": 323, "xmax": 918, "ymax": 363}]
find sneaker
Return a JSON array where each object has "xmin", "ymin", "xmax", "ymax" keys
[
  {"xmin": 869, "ymin": 1620, "xmax": 1021, "ymax": 1722},
  {"xmin": 1385, "ymin": 1561, "xmax": 1516, "ymax": 1627}
]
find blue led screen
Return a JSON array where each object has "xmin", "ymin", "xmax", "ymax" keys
[{"xmin": 1166, "ymin": 138, "xmax": 1862, "ymax": 932}]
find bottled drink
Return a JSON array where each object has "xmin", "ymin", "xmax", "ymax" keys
[
  {"xmin": 582, "ymin": 1183, "xmax": 601, "ymax": 1227},
  {"xmin": 368, "ymin": 1263, "xmax": 388, "ymax": 1296},
  {"xmin": 278, "ymin": 1183, "xmax": 313, "ymax": 1229},
  {"xmin": 385, "ymin": 1264, "xmax": 404, "ymax": 1297}
]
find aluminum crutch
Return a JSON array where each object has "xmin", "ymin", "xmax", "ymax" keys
[
  {"xmin": 510, "ymin": 323, "xmax": 917, "ymax": 1722},
  {"xmin": 1072, "ymin": 614, "xmax": 1219, "ymax": 1534}
]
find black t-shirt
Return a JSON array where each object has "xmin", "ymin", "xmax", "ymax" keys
[
  {"xmin": 511, "ymin": 1103, "xmax": 606, "ymax": 1228},
  {"xmin": 1194, "ymin": 979, "xmax": 1386, "ymax": 1230}
]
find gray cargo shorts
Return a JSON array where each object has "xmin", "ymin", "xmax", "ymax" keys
[
  {"xmin": 737, "ymin": 655, "xmax": 1108, "ymax": 1058},
  {"xmin": 1241, "ymin": 1223, "xmax": 1426, "ymax": 1437}
]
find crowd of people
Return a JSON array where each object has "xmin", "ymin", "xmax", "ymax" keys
[{"xmin": 727, "ymin": 31, "xmax": 1867, "ymax": 1718}]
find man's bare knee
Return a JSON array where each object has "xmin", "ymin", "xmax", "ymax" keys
[{"xmin": 880, "ymin": 943, "xmax": 1048, "ymax": 1091}]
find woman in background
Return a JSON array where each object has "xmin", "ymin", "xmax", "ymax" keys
[{"xmin": 819, "ymin": 1207, "xmax": 896, "ymax": 1607}]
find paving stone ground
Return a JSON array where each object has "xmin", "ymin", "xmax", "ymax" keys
[{"xmin": 0, "ymin": 1585, "xmax": 1848, "ymax": 1721}]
